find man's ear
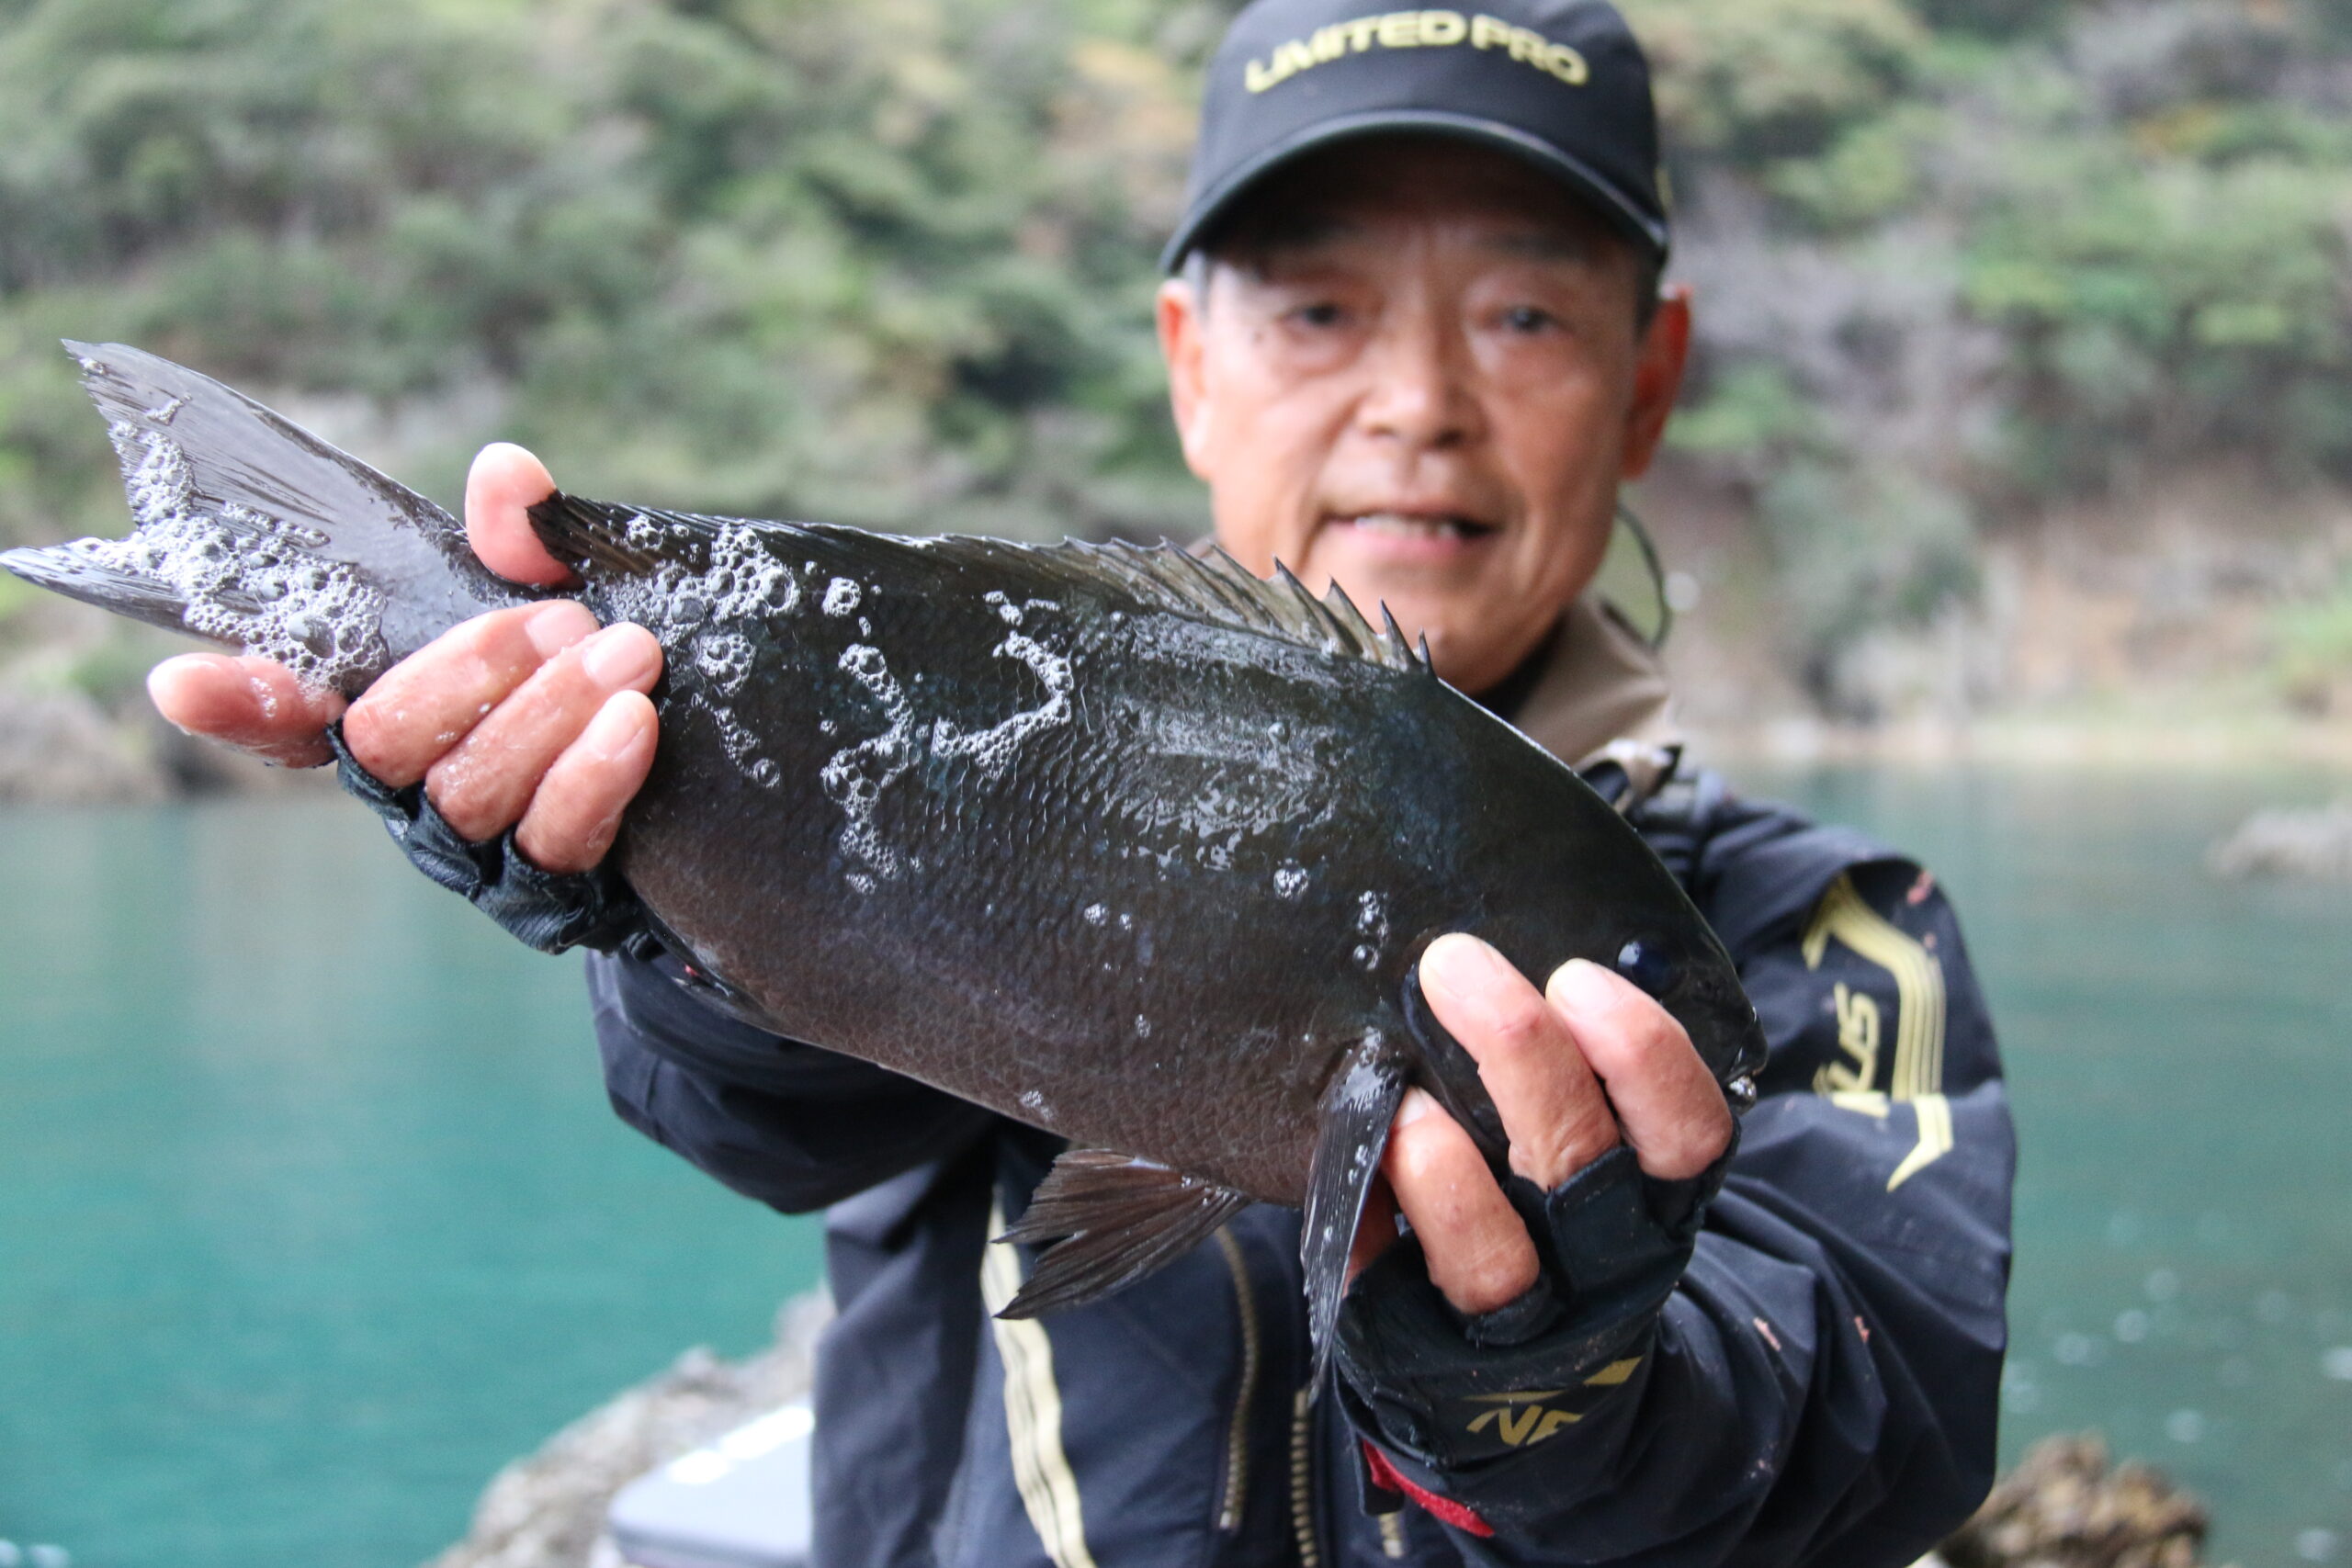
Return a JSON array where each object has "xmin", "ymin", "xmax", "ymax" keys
[
  {"xmin": 1157, "ymin": 275, "xmax": 1217, "ymax": 481},
  {"xmin": 1620, "ymin": 283, "xmax": 1692, "ymax": 481}
]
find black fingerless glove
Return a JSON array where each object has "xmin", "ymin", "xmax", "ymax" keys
[
  {"xmin": 1335, "ymin": 1132, "xmax": 1736, "ymax": 1472},
  {"xmin": 327, "ymin": 722, "xmax": 650, "ymax": 955}
]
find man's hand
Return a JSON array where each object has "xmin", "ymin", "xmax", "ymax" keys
[
  {"xmin": 1351, "ymin": 933, "xmax": 1735, "ymax": 1314},
  {"xmin": 145, "ymin": 444, "xmax": 663, "ymax": 873}
]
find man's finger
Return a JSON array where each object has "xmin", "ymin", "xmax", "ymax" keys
[
  {"xmin": 1546, "ymin": 959, "xmax": 1733, "ymax": 1182},
  {"xmin": 1419, "ymin": 932, "xmax": 1620, "ymax": 1190},
  {"xmin": 424, "ymin": 622, "xmax": 662, "ymax": 842},
  {"xmin": 1385, "ymin": 1088, "xmax": 1538, "ymax": 1315},
  {"xmin": 514, "ymin": 690, "xmax": 659, "ymax": 873},
  {"xmin": 147, "ymin": 653, "xmax": 345, "ymax": 768},
  {"xmin": 344, "ymin": 602, "xmax": 601, "ymax": 787},
  {"xmin": 465, "ymin": 442, "xmax": 572, "ymax": 587}
]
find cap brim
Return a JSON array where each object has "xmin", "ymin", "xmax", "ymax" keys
[{"xmin": 1159, "ymin": 109, "xmax": 1670, "ymax": 274}]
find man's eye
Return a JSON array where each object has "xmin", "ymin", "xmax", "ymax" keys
[
  {"xmin": 1501, "ymin": 305, "xmax": 1558, "ymax": 334},
  {"xmin": 1289, "ymin": 301, "xmax": 1346, "ymax": 328}
]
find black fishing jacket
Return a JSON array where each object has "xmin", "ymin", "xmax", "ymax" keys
[{"xmin": 579, "ymin": 768, "xmax": 2015, "ymax": 1568}]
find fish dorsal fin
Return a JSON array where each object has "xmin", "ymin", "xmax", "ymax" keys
[
  {"xmin": 525, "ymin": 494, "xmax": 1432, "ymax": 676},
  {"xmin": 528, "ymin": 491, "xmax": 736, "ymax": 577},
  {"xmin": 1057, "ymin": 539, "xmax": 1427, "ymax": 674},
  {"xmin": 993, "ymin": 1150, "xmax": 1252, "ymax": 1319}
]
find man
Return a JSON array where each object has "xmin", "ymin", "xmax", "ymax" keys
[{"xmin": 147, "ymin": 0, "xmax": 2013, "ymax": 1562}]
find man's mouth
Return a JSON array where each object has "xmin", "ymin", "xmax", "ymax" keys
[{"xmin": 1330, "ymin": 511, "xmax": 1498, "ymax": 543}]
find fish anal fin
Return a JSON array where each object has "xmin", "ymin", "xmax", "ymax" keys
[
  {"xmin": 1302, "ymin": 1038, "xmax": 1409, "ymax": 1393},
  {"xmin": 996, "ymin": 1150, "xmax": 1251, "ymax": 1319}
]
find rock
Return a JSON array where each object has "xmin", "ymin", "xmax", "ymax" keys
[
  {"xmin": 2206, "ymin": 799, "xmax": 2352, "ymax": 881},
  {"xmin": 0, "ymin": 685, "xmax": 166, "ymax": 804},
  {"xmin": 1940, "ymin": 1434, "xmax": 2220, "ymax": 1568},
  {"xmin": 430, "ymin": 1339, "xmax": 2214, "ymax": 1568},
  {"xmin": 424, "ymin": 1294, "xmax": 831, "ymax": 1568}
]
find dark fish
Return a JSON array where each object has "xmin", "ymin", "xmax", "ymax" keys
[{"xmin": 4, "ymin": 344, "xmax": 1767, "ymax": 1378}]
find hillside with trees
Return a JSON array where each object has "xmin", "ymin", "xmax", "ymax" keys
[{"xmin": 0, "ymin": 0, "xmax": 2346, "ymax": 784}]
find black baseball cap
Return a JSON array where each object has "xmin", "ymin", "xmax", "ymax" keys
[{"xmin": 1162, "ymin": 0, "xmax": 1669, "ymax": 273}]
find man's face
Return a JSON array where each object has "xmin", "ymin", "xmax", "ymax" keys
[{"xmin": 1158, "ymin": 138, "xmax": 1690, "ymax": 695}]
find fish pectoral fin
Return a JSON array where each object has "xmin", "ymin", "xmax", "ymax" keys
[
  {"xmin": 1301, "ymin": 1039, "xmax": 1409, "ymax": 1395},
  {"xmin": 994, "ymin": 1150, "xmax": 1252, "ymax": 1320}
]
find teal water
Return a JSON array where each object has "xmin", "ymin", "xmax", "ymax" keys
[
  {"xmin": 1747, "ymin": 765, "xmax": 2352, "ymax": 1568},
  {"xmin": 0, "ymin": 800, "xmax": 821, "ymax": 1565},
  {"xmin": 1, "ymin": 772, "xmax": 2348, "ymax": 1565}
]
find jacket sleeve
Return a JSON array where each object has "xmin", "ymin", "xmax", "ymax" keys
[
  {"xmin": 588, "ymin": 947, "xmax": 999, "ymax": 1213},
  {"xmin": 1343, "ymin": 806, "xmax": 2014, "ymax": 1567}
]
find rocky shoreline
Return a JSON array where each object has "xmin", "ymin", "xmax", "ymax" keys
[
  {"xmin": 425, "ymin": 1297, "xmax": 2227, "ymax": 1568},
  {"xmin": 427, "ymin": 1296, "xmax": 831, "ymax": 1568},
  {"xmin": 2206, "ymin": 799, "xmax": 2352, "ymax": 882}
]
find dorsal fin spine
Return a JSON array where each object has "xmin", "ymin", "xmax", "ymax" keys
[
  {"xmin": 1321, "ymin": 581, "xmax": 1377, "ymax": 647},
  {"xmin": 1271, "ymin": 561, "xmax": 1336, "ymax": 650},
  {"xmin": 1173, "ymin": 548, "xmax": 1256, "ymax": 624},
  {"xmin": 1296, "ymin": 570, "xmax": 1363, "ymax": 655}
]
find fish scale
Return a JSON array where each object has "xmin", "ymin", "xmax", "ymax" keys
[{"xmin": 0, "ymin": 341, "xmax": 1769, "ymax": 1382}]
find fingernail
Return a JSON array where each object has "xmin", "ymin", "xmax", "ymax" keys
[
  {"xmin": 1419, "ymin": 933, "xmax": 1516, "ymax": 1028},
  {"xmin": 578, "ymin": 692, "xmax": 649, "ymax": 764},
  {"xmin": 526, "ymin": 601, "xmax": 596, "ymax": 659},
  {"xmin": 1547, "ymin": 957, "xmax": 1612, "ymax": 1013},
  {"xmin": 1396, "ymin": 1088, "xmax": 1440, "ymax": 1127},
  {"xmin": 582, "ymin": 625, "xmax": 659, "ymax": 687}
]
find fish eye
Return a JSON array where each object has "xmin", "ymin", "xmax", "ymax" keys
[{"xmin": 1613, "ymin": 936, "xmax": 1680, "ymax": 999}]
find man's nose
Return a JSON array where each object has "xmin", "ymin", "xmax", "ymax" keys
[{"xmin": 1356, "ymin": 307, "xmax": 1480, "ymax": 450}]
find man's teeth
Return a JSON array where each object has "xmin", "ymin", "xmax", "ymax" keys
[{"xmin": 1345, "ymin": 513, "xmax": 1489, "ymax": 540}]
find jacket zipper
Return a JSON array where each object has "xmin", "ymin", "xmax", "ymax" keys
[
  {"xmin": 1289, "ymin": 1386, "xmax": 1322, "ymax": 1567},
  {"xmin": 1213, "ymin": 1226, "xmax": 1261, "ymax": 1533}
]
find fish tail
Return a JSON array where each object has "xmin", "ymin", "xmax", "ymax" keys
[{"xmin": 0, "ymin": 342, "xmax": 536, "ymax": 695}]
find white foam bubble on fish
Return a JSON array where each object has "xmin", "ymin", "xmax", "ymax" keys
[
  {"xmin": 1351, "ymin": 890, "xmax": 1391, "ymax": 969},
  {"xmin": 930, "ymin": 630, "xmax": 1072, "ymax": 780},
  {"xmin": 597, "ymin": 519, "xmax": 801, "ymax": 785},
  {"xmin": 821, "ymin": 642, "xmax": 917, "ymax": 885},
  {"xmin": 59, "ymin": 423, "xmax": 390, "ymax": 689},
  {"xmin": 981, "ymin": 591, "xmax": 1059, "ymax": 629}
]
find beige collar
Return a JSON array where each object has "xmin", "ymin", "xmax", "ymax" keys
[{"xmin": 1500, "ymin": 595, "xmax": 1679, "ymax": 770}]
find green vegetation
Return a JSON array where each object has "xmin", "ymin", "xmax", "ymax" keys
[
  {"xmin": 0, "ymin": 0, "xmax": 1216, "ymax": 557},
  {"xmin": 0, "ymin": 0, "xmax": 2346, "ymax": 702},
  {"xmin": 1630, "ymin": 0, "xmax": 2352, "ymax": 685}
]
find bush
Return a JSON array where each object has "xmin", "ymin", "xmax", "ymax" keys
[{"xmin": 1, "ymin": 0, "xmax": 2346, "ymax": 711}]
